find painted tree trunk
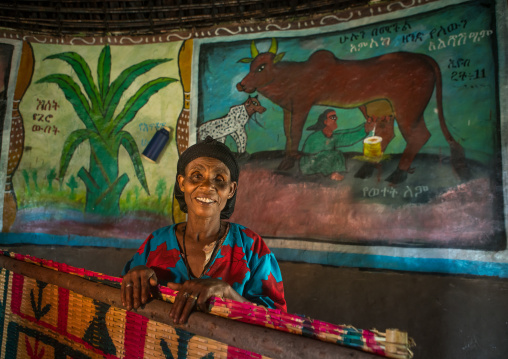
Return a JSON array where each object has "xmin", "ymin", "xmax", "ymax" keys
[{"xmin": 78, "ymin": 138, "xmax": 128, "ymax": 215}]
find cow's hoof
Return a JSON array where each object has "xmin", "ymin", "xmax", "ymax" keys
[
  {"xmin": 385, "ymin": 168, "xmax": 408, "ymax": 184},
  {"xmin": 354, "ymin": 163, "xmax": 375, "ymax": 179},
  {"xmin": 277, "ymin": 157, "xmax": 296, "ymax": 171}
]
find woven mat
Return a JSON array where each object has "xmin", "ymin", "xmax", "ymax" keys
[{"xmin": 0, "ymin": 251, "xmax": 414, "ymax": 358}]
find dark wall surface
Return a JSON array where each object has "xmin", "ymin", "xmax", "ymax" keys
[{"xmin": 2, "ymin": 244, "xmax": 507, "ymax": 359}]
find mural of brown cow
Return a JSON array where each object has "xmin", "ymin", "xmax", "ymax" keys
[{"xmin": 236, "ymin": 38, "xmax": 470, "ymax": 184}]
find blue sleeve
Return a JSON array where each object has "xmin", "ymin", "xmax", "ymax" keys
[
  {"xmin": 244, "ymin": 252, "xmax": 287, "ymax": 312},
  {"xmin": 121, "ymin": 234, "xmax": 153, "ymax": 276}
]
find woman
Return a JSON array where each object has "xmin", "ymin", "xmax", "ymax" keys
[
  {"xmin": 121, "ymin": 136, "xmax": 286, "ymax": 324},
  {"xmin": 300, "ymin": 109, "xmax": 375, "ymax": 181}
]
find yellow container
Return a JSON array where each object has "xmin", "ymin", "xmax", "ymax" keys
[{"xmin": 363, "ymin": 136, "xmax": 383, "ymax": 159}]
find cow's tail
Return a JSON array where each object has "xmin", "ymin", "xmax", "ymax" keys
[{"xmin": 431, "ymin": 58, "xmax": 471, "ymax": 181}]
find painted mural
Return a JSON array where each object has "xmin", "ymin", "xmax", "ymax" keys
[
  {"xmin": 194, "ymin": 0, "xmax": 505, "ymax": 251},
  {"xmin": 4, "ymin": 42, "xmax": 184, "ymax": 243},
  {"xmin": 0, "ymin": 0, "xmax": 507, "ymax": 278}
]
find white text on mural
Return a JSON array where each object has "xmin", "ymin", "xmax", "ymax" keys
[
  {"xmin": 139, "ymin": 122, "xmax": 168, "ymax": 147},
  {"xmin": 348, "ymin": 17, "xmax": 493, "ymax": 53},
  {"xmin": 362, "ymin": 186, "xmax": 429, "ymax": 198}
]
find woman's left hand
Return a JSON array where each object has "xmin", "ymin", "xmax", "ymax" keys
[{"xmin": 167, "ymin": 278, "xmax": 246, "ymax": 324}]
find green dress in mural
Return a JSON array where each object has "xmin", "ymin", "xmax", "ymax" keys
[{"xmin": 300, "ymin": 124, "xmax": 368, "ymax": 176}]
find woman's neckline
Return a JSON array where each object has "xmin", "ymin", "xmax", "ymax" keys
[{"xmin": 178, "ymin": 221, "xmax": 230, "ymax": 279}]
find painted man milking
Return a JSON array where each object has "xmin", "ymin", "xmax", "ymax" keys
[
  {"xmin": 300, "ymin": 109, "xmax": 378, "ymax": 181},
  {"xmin": 121, "ymin": 136, "xmax": 287, "ymax": 324}
]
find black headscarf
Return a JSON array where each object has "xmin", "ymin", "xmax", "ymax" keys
[{"xmin": 174, "ymin": 136, "xmax": 239, "ymax": 219}]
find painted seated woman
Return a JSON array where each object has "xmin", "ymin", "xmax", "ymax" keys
[
  {"xmin": 121, "ymin": 137, "xmax": 287, "ymax": 324},
  {"xmin": 300, "ymin": 109, "xmax": 376, "ymax": 181}
]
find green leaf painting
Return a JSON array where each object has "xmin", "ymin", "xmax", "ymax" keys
[{"xmin": 36, "ymin": 45, "xmax": 177, "ymax": 215}]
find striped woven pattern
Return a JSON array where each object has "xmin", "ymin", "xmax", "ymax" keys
[{"xmin": 0, "ymin": 251, "xmax": 413, "ymax": 358}]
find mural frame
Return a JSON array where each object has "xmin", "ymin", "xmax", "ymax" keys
[
  {"xmin": 0, "ymin": 39, "xmax": 22, "ymax": 228},
  {"xmin": 189, "ymin": 0, "xmax": 508, "ymax": 277}
]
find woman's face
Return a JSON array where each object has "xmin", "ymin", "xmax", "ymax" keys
[
  {"xmin": 323, "ymin": 111, "xmax": 338, "ymax": 131},
  {"xmin": 177, "ymin": 157, "xmax": 237, "ymax": 219}
]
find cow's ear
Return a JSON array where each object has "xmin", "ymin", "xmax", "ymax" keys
[
  {"xmin": 274, "ymin": 52, "xmax": 285, "ymax": 63},
  {"xmin": 237, "ymin": 58, "xmax": 254, "ymax": 63}
]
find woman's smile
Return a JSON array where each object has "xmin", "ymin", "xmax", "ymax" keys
[{"xmin": 196, "ymin": 196, "xmax": 216, "ymax": 204}]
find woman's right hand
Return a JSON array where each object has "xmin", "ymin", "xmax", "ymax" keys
[{"xmin": 121, "ymin": 265, "xmax": 158, "ymax": 310}]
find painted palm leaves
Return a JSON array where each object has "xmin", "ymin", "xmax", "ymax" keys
[{"xmin": 37, "ymin": 45, "xmax": 177, "ymax": 215}]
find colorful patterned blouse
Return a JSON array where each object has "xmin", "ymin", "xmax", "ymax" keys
[{"xmin": 122, "ymin": 222, "xmax": 287, "ymax": 311}]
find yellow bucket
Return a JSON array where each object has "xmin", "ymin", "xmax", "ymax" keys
[{"xmin": 363, "ymin": 136, "xmax": 383, "ymax": 159}]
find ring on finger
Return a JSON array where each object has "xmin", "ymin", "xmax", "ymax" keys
[
  {"xmin": 183, "ymin": 292, "xmax": 190, "ymax": 298},
  {"xmin": 189, "ymin": 295, "xmax": 198, "ymax": 301},
  {"xmin": 125, "ymin": 283, "xmax": 133, "ymax": 288}
]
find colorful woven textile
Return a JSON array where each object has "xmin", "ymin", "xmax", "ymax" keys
[{"xmin": 0, "ymin": 251, "xmax": 414, "ymax": 358}]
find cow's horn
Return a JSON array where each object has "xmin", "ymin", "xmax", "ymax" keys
[
  {"xmin": 268, "ymin": 38, "xmax": 277, "ymax": 54},
  {"xmin": 250, "ymin": 41, "xmax": 259, "ymax": 58}
]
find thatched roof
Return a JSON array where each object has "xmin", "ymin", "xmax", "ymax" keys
[{"xmin": 0, "ymin": 0, "xmax": 375, "ymax": 36}]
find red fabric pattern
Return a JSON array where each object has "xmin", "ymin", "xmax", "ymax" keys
[
  {"xmin": 136, "ymin": 234, "xmax": 154, "ymax": 255},
  {"xmin": 145, "ymin": 242, "xmax": 181, "ymax": 269},
  {"xmin": 243, "ymin": 228, "xmax": 271, "ymax": 258},
  {"xmin": 207, "ymin": 245, "xmax": 249, "ymax": 285},
  {"xmin": 262, "ymin": 273, "xmax": 287, "ymax": 311}
]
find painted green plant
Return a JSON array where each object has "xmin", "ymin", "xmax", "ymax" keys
[
  {"xmin": 66, "ymin": 175, "xmax": 78, "ymax": 200},
  {"xmin": 22, "ymin": 169, "xmax": 31, "ymax": 195},
  {"xmin": 32, "ymin": 170, "xmax": 40, "ymax": 192},
  {"xmin": 155, "ymin": 178, "xmax": 167, "ymax": 204},
  {"xmin": 37, "ymin": 45, "xmax": 177, "ymax": 215},
  {"xmin": 47, "ymin": 168, "xmax": 56, "ymax": 192}
]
